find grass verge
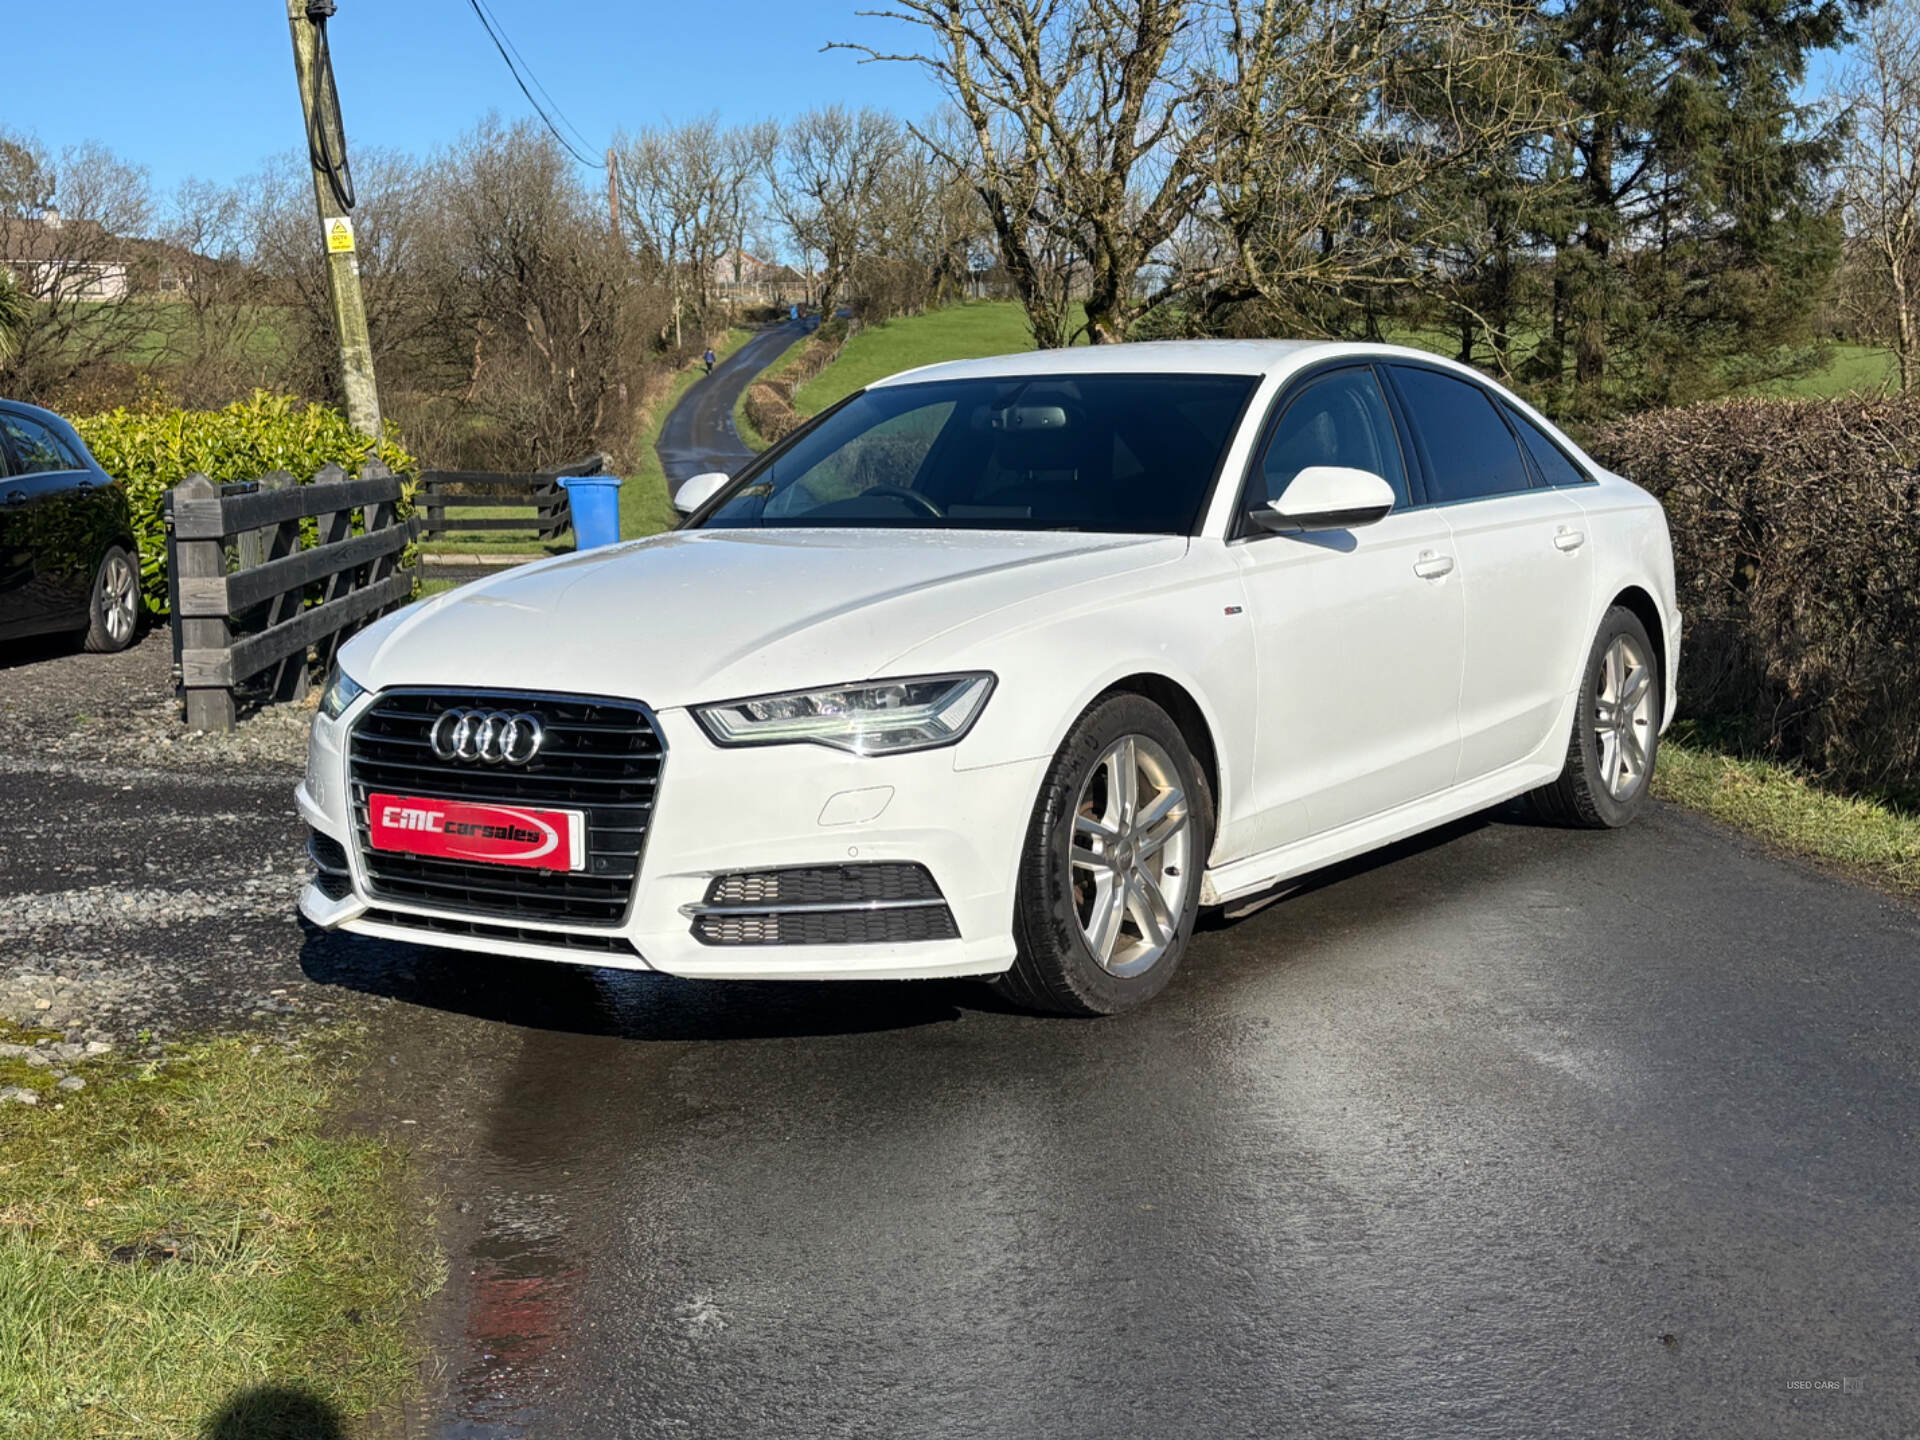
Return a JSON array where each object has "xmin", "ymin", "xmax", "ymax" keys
[
  {"xmin": 0, "ymin": 1024, "xmax": 438, "ymax": 1439},
  {"xmin": 623, "ymin": 328, "xmax": 753, "ymax": 540},
  {"xmin": 1655, "ymin": 740, "xmax": 1920, "ymax": 895}
]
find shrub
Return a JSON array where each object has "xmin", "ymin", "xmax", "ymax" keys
[
  {"xmin": 1589, "ymin": 395, "xmax": 1920, "ymax": 791},
  {"xmin": 73, "ymin": 391, "xmax": 417, "ymax": 612}
]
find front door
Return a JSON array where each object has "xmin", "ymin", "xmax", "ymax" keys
[
  {"xmin": 1230, "ymin": 365, "xmax": 1466, "ymax": 852},
  {"xmin": 0, "ymin": 411, "xmax": 97, "ymax": 633}
]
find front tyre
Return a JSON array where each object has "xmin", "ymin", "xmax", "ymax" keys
[
  {"xmin": 1529, "ymin": 605, "xmax": 1661, "ymax": 829},
  {"xmin": 996, "ymin": 694, "xmax": 1214, "ymax": 1016}
]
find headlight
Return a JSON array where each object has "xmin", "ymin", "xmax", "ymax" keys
[
  {"xmin": 319, "ymin": 666, "xmax": 367, "ymax": 721},
  {"xmin": 694, "ymin": 673, "xmax": 995, "ymax": 755}
]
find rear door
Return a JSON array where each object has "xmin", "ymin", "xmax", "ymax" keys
[
  {"xmin": 1230, "ymin": 364, "xmax": 1466, "ymax": 849},
  {"xmin": 1384, "ymin": 365, "xmax": 1594, "ymax": 782}
]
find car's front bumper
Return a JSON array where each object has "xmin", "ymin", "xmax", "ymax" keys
[{"xmin": 297, "ymin": 702, "xmax": 1038, "ymax": 980}]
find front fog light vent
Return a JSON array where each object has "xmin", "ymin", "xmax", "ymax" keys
[
  {"xmin": 705, "ymin": 863, "xmax": 942, "ymax": 909},
  {"xmin": 689, "ymin": 863, "xmax": 957, "ymax": 946}
]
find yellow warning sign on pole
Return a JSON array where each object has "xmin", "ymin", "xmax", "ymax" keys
[{"xmin": 324, "ymin": 217, "xmax": 356, "ymax": 254}]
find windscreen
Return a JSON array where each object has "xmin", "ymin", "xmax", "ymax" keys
[{"xmin": 698, "ymin": 373, "xmax": 1257, "ymax": 534}]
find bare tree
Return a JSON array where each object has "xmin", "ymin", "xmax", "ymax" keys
[
  {"xmin": 417, "ymin": 119, "xmax": 643, "ymax": 467},
  {"xmin": 843, "ymin": 1, "xmax": 1213, "ymax": 345},
  {"xmin": 154, "ymin": 178, "xmax": 273, "ymax": 405},
  {"xmin": 1838, "ymin": 0, "xmax": 1920, "ymax": 394},
  {"xmin": 246, "ymin": 148, "xmax": 436, "ymax": 407},
  {"xmin": 617, "ymin": 116, "xmax": 775, "ymax": 347},
  {"xmin": 767, "ymin": 107, "xmax": 903, "ymax": 317},
  {"xmin": 0, "ymin": 131, "xmax": 152, "ymax": 403}
]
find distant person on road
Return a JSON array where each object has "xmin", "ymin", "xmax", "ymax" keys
[{"xmin": 702, "ymin": 347, "xmax": 716, "ymax": 376}]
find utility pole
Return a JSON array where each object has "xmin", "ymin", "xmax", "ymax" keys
[
  {"xmin": 286, "ymin": 0, "xmax": 381, "ymax": 439},
  {"xmin": 606, "ymin": 147, "xmax": 620, "ymax": 239}
]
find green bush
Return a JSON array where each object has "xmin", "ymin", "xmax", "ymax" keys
[{"xmin": 73, "ymin": 391, "xmax": 417, "ymax": 612}]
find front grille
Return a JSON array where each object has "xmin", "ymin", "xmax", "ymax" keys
[
  {"xmin": 361, "ymin": 907, "xmax": 642, "ymax": 957},
  {"xmin": 348, "ymin": 689, "xmax": 664, "ymax": 927},
  {"xmin": 690, "ymin": 862, "xmax": 957, "ymax": 947},
  {"xmin": 694, "ymin": 906, "xmax": 959, "ymax": 946}
]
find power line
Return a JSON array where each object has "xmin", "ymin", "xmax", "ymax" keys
[
  {"xmin": 461, "ymin": 0, "xmax": 600, "ymax": 168},
  {"xmin": 474, "ymin": 0, "xmax": 599, "ymax": 158}
]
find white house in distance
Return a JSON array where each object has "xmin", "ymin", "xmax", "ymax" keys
[
  {"xmin": 0, "ymin": 209, "xmax": 130, "ymax": 302},
  {"xmin": 707, "ymin": 248, "xmax": 806, "ymax": 306}
]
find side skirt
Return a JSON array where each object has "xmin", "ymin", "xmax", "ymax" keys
[{"xmin": 1200, "ymin": 757, "xmax": 1563, "ymax": 906}]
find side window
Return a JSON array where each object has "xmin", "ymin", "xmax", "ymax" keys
[
  {"xmin": 0, "ymin": 414, "xmax": 74, "ymax": 475},
  {"xmin": 1252, "ymin": 368, "xmax": 1409, "ymax": 512},
  {"xmin": 1389, "ymin": 367, "xmax": 1532, "ymax": 503},
  {"xmin": 1506, "ymin": 406, "xmax": 1591, "ymax": 487}
]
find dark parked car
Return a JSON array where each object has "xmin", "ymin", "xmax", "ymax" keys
[{"xmin": 0, "ymin": 399, "xmax": 141, "ymax": 652}]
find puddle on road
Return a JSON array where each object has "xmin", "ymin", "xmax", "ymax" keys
[
  {"xmin": 385, "ymin": 961, "xmax": 967, "ymax": 1435},
  {"xmin": 436, "ymin": 1187, "xmax": 583, "ymax": 1438}
]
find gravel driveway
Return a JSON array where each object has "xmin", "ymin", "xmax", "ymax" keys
[{"xmin": 0, "ymin": 632, "xmax": 341, "ymax": 1052}]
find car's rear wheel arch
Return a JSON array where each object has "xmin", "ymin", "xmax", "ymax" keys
[{"xmin": 1608, "ymin": 585, "xmax": 1666, "ymax": 718}]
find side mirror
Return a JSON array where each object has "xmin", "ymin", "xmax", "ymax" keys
[
  {"xmin": 1250, "ymin": 466, "xmax": 1396, "ymax": 534},
  {"xmin": 672, "ymin": 471, "xmax": 731, "ymax": 516}
]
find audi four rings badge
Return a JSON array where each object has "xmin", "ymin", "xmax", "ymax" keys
[{"xmin": 430, "ymin": 710, "xmax": 545, "ymax": 765}]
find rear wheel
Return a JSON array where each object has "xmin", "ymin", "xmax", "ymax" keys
[
  {"xmin": 995, "ymin": 694, "xmax": 1214, "ymax": 1015},
  {"xmin": 1529, "ymin": 605, "xmax": 1660, "ymax": 829},
  {"xmin": 83, "ymin": 545, "xmax": 142, "ymax": 654}
]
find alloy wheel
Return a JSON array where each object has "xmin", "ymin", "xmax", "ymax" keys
[
  {"xmin": 1068, "ymin": 733, "xmax": 1193, "ymax": 978},
  {"xmin": 1593, "ymin": 633, "xmax": 1655, "ymax": 800},
  {"xmin": 102, "ymin": 553, "xmax": 138, "ymax": 645}
]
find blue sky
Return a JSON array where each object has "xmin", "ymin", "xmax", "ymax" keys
[
  {"xmin": 7, "ymin": 1, "xmax": 1857, "ymax": 202},
  {"xmin": 6, "ymin": 0, "xmax": 943, "ymax": 194}
]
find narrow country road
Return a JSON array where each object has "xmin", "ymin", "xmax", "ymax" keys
[
  {"xmin": 654, "ymin": 316, "xmax": 816, "ymax": 488},
  {"xmin": 296, "ymin": 799, "xmax": 1920, "ymax": 1438}
]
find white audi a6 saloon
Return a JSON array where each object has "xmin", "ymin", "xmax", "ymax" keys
[{"xmin": 299, "ymin": 341, "xmax": 1679, "ymax": 1014}]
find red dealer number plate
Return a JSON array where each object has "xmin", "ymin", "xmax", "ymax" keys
[{"xmin": 368, "ymin": 793, "xmax": 587, "ymax": 872}]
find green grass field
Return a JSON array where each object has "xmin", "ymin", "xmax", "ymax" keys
[
  {"xmin": 1743, "ymin": 344, "xmax": 1901, "ymax": 399},
  {"xmin": 792, "ymin": 303, "xmax": 1086, "ymax": 417},
  {"xmin": 786, "ymin": 302, "xmax": 1900, "ymax": 417},
  {"xmin": 621, "ymin": 328, "xmax": 752, "ymax": 541}
]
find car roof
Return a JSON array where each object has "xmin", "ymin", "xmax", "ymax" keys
[
  {"xmin": 0, "ymin": 397, "xmax": 77, "ymax": 429},
  {"xmin": 867, "ymin": 338, "xmax": 1491, "ymax": 387}
]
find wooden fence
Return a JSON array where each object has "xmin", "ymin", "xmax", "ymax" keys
[
  {"xmin": 164, "ymin": 461, "xmax": 415, "ymax": 732},
  {"xmin": 417, "ymin": 453, "xmax": 605, "ymax": 544}
]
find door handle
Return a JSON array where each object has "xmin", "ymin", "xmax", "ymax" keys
[
  {"xmin": 3, "ymin": 490, "xmax": 25, "ymax": 507},
  {"xmin": 1413, "ymin": 551, "xmax": 1455, "ymax": 580},
  {"xmin": 1554, "ymin": 528, "xmax": 1587, "ymax": 552}
]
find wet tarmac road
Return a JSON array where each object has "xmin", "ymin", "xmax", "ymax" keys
[
  {"xmin": 654, "ymin": 317, "xmax": 816, "ymax": 489},
  {"xmin": 304, "ymin": 801, "xmax": 1920, "ymax": 1438}
]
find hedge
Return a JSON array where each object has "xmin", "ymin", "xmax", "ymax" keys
[
  {"xmin": 738, "ymin": 320, "xmax": 859, "ymax": 450},
  {"xmin": 73, "ymin": 392, "xmax": 417, "ymax": 614},
  {"xmin": 1589, "ymin": 395, "xmax": 1920, "ymax": 791}
]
